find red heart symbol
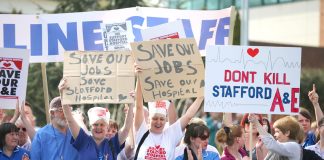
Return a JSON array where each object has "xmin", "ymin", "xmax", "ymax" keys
[
  {"xmin": 3, "ymin": 62, "xmax": 11, "ymax": 68},
  {"xmin": 155, "ymin": 145, "xmax": 160, "ymax": 149},
  {"xmin": 247, "ymin": 48, "xmax": 259, "ymax": 57}
]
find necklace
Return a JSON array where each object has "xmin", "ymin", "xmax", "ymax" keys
[{"xmin": 52, "ymin": 125, "xmax": 67, "ymax": 160}]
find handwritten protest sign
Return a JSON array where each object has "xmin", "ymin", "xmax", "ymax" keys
[
  {"xmin": 62, "ymin": 51, "xmax": 134, "ymax": 105},
  {"xmin": 0, "ymin": 48, "xmax": 29, "ymax": 109},
  {"xmin": 204, "ymin": 46, "xmax": 301, "ymax": 115},
  {"xmin": 101, "ymin": 21, "xmax": 134, "ymax": 51},
  {"xmin": 141, "ymin": 20, "xmax": 186, "ymax": 40},
  {"xmin": 131, "ymin": 38, "xmax": 204, "ymax": 102}
]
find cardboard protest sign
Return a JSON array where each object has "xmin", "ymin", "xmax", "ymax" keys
[
  {"xmin": 141, "ymin": 20, "xmax": 186, "ymax": 40},
  {"xmin": 0, "ymin": 48, "xmax": 29, "ymax": 109},
  {"xmin": 0, "ymin": 7, "xmax": 234, "ymax": 63},
  {"xmin": 62, "ymin": 51, "xmax": 134, "ymax": 105},
  {"xmin": 204, "ymin": 46, "xmax": 301, "ymax": 115},
  {"xmin": 131, "ymin": 38, "xmax": 204, "ymax": 102},
  {"xmin": 101, "ymin": 21, "xmax": 134, "ymax": 51}
]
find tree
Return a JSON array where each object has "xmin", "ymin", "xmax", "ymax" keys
[
  {"xmin": 53, "ymin": 0, "xmax": 146, "ymax": 13},
  {"xmin": 26, "ymin": 63, "xmax": 63, "ymax": 126}
]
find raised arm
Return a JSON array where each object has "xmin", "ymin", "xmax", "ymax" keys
[
  {"xmin": 167, "ymin": 101, "xmax": 177, "ymax": 125},
  {"xmin": 20, "ymin": 100, "xmax": 36, "ymax": 140},
  {"xmin": 309, "ymin": 84, "xmax": 323, "ymax": 126},
  {"xmin": 59, "ymin": 78, "xmax": 80, "ymax": 140},
  {"xmin": 134, "ymin": 64, "xmax": 144, "ymax": 132},
  {"xmin": 222, "ymin": 112, "xmax": 233, "ymax": 127},
  {"xmin": 9, "ymin": 99, "xmax": 20, "ymax": 123},
  {"xmin": 248, "ymin": 114, "xmax": 268, "ymax": 136},
  {"xmin": 118, "ymin": 103, "xmax": 134, "ymax": 145},
  {"xmin": 179, "ymin": 97, "xmax": 204, "ymax": 131}
]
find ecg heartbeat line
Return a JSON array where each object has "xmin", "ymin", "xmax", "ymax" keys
[
  {"xmin": 206, "ymin": 48, "xmax": 301, "ymax": 71},
  {"xmin": 205, "ymin": 100, "xmax": 268, "ymax": 109},
  {"xmin": 205, "ymin": 100, "xmax": 236, "ymax": 109}
]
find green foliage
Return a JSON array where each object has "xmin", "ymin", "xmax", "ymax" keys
[
  {"xmin": 26, "ymin": 63, "xmax": 63, "ymax": 127},
  {"xmin": 232, "ymin": 11, "xmax": 240, "ymax": 45},
  {"xmin": 300, "ymin": 68, "xmax": 324, "ymax": 120},
  {"xmin": 54, "ymin": 0, "xmax": 146, "ymax": 13}
]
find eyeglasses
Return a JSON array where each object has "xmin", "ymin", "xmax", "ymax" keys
[
  {"xmin": 18, "ymin": 127, "xmax": 27, "ymax": 132},
  {"xmin": 51, "ymin": 107, "xmax": 72, "ymax": 112},
  {"xmin": 51, "ymin": 107, "xmax": 63, "ymax": 112}
]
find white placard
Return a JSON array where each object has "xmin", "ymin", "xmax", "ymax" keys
[
  {"xmin": 0, "ymin": 48, "xmax": 30, "ymax": 109},
  {"xmin": 141, "ymin": 20, "xmax": 186, "ymax": 40},
  {"xmin": 204, "ymin": 45, "xmax": 301, "ymax": 115},
  {"xmin": 100, "ymin": 21, "xmax": 134, "ymax": 51}
]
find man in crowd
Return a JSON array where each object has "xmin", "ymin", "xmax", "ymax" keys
[{"xmin": 31, "ymin": 97, "xmax": 78, "ymax": 160}]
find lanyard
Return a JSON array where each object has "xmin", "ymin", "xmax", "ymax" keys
[{"xmin": 52, "ymin": 125, "xmax": 68, "ymax": 160}]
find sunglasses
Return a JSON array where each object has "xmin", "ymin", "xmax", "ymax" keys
[
  {"xmin": 18, "ymin": 127, "xmax": 27, "ymax": 132},
  {"xmin": 199, "ymin": 134, "xmax": 209, "ymax": 140}
]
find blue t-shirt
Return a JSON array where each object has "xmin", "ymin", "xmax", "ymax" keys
[
  {"xmin": 0, "ymin": 146, "xmax": 30, "ymax": 160},
  {"xmin": 175, "ymin": 144, "xmax": 220, "ymax": 160},
  {"xmin": 31, "ymin": 124, "xmax": 79, "ymax": 160},
  {"xmin": 302, "ymin": 131, "xmax": 316, "ymax": 148},
  {"xmin": 175, "ymin": 148, "xmax": 220, "ymax": 160},
  {"xmin": 72, "ymin": 128, "xmax": 121, "ymax": 160}
]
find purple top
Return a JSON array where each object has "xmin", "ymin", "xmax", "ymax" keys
[{"xmin": 221, "ymin": 147, "xmax": 247, "ymax": 160}]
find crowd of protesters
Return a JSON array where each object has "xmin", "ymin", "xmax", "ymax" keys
[{"xmin": 1, "ymin": 66, "xmax": 324, "ymax": 160}]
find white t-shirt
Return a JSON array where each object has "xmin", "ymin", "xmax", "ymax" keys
[{"xmin": 135, "ymin": 119, "xmax": 184, "ymax": 160}]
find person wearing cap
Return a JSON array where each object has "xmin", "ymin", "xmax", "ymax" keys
[
  {"xmin": 133, "ymin": 64, "xmax": 204, "ymax": 160},
  {"xmin": 58, "ymin": 78, "xmax": 134, "ymax": 160},
  {"xmin": 31, "ymin": 96, "xmax": 79, "ymax": 160}
]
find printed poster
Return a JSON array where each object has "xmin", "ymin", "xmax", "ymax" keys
[
  {"xmin": 0, "ymin": 48, "xmax": 29, "ymax": 109},
  {"xmin": 101, "ymin": 21, "xmax": 134, "ymax": 51},
  {"xmin": 141, "ymin": 20, "xmax": 186, "ymax": 40},
  {"xmin": 204, "ymin": 46, "xmax": 301, "ymax": 115}
]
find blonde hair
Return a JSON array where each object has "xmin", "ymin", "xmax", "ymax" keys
[
  {"xmin": 273, "ymin": 116, "xmax": 303, "ymax": 141},
  {"xmin": 216, "ymin": 125, "xmax": 242, "ymax": 146}
]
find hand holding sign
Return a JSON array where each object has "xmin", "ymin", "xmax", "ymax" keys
[
  {"xmin": 58, "ymin": 78, "xmax": 67, "ymax": 96},
  {"xmin": 131, "ymin": 38, "xmax": 204, "ymax": 102},
  {"xmin": 308, "ymin": 84, "xmax": 319, "ymax": 105}
]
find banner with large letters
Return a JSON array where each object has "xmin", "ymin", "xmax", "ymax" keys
[{"xmin": 0, "ymin": 7, "xmax": 235, "ymax": 63}]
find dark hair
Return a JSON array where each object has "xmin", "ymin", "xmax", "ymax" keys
[
  {"xmin": 109, "ymin": 120, "xmax": 119, "ymax": 130},
  {"xmin": 25, "ymin": 101, "xmax": 31, "ymax": 107},
  {"xmin": 0, "ymin": 123, "xmax": 19, "ymax": 148},
  {"xmin": 299, "ymin": 108, "xmax": 312, "ymax": 122},
  {"xmin": 184, "ymin": 123, "xmax": 210, "ymax": 145},
  {"xmin": 318, "ymin": 117, "xmax": 324, "ymax": 127}
]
